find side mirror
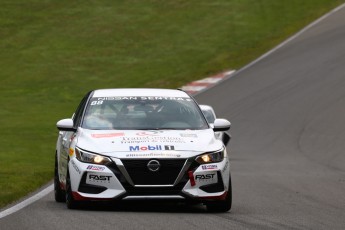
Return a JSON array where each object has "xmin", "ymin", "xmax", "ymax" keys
[
  {"xmin": 213, "ymin": 118, "xmax": 231, "ymax": 132},
  {"xmin": 56, "ymin": 118, "xmax": 76, "ymax": 132}
]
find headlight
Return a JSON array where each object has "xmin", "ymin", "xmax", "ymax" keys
[
  {"xmin": 195, "ymin": 149, "xmax": 225, "ymax": 164},
  {"xmin": 75, "ymin": 148, "xmax": 111, "ymax": 165}
]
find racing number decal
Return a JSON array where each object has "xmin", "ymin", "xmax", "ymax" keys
[{"xmin": 90, "ymin": 101, "xmax": 104, "ymax": 106}]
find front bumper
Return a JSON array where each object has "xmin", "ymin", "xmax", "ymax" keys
[{"xmin": 68, "ymin": 155, "xmax": 230, "ymax": 202}]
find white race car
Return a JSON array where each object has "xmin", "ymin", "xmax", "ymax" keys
[{"xmin": 55, "ymin": 88, "xmax": 232, "ymax": 212}]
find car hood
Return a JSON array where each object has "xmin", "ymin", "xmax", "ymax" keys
[{"xmin": 76, "ymin": 128, "xmax": 222, "ymax": 158}]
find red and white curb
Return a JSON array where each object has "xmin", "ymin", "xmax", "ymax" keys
[{"xmin": 181, "ymin": 70, "xmax": 236, "ymax": 95}]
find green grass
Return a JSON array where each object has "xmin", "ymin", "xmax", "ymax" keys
[{"xmin": 1, "ymin": 0, "xmax": 344, "ymax": 208}]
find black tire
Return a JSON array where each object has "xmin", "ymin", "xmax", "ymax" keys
[
  {"xmin": 66, "ymin": 169, "xmax": 79, "ymax": 209},
  {"xmin": 206, "ymin": 174, "xmax": 232, "ymax": 212},
  {"xmin": 54, "ymin": 154, "xmax": 66, "ymax": 202}
]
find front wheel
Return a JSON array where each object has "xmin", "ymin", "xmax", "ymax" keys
[
  {"xmin": 206, "ymin": 174, "xmax": 232, "ymax": 212},
  {"xmin": 66, "ymin": 170, "xmax": 79, "ymax": 209},
  {"xmin": 54, "ymin": 154, "xmax": 65, "ymax": 202}
]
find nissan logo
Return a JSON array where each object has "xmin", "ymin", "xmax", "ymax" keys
[{"xmin": 147, "ymin": 160, "xmax": 160, "ymax": 172}]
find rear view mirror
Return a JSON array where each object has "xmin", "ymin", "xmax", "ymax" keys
[
  {"xmin": 213, "ymin": 118, "xmax": 231, "ymax": 132},
  {"xmin": 56, "ymin": 118, "xmax": 76, "ymax": 132}
]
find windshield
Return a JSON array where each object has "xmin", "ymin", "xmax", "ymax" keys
[{"xmin": 82, "ymin": 96, "xmax": 209, "ymax": 130}]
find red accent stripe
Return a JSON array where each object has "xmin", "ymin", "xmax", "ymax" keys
[
  {"xmin": 202, "ymin": 191, "xmax": 228, "ymax": 201},
  {"xmin": 71, "ymin": 192, "xmax": 112, "ymax": 201},
  {"xmin": 188, "ymin": 171, "xmax": 196, "ymax": 186}
]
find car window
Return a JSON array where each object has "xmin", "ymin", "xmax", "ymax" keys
[
  {"xmin": 73, "ymin": 92, "xmax": 91, "ymax": 128},
  {"xmin": 202, "ymin": 109, "xmax": 216, "ymax": 123},
  {"xmin": 81, "ymin": 96, "xmax": 209, "ymax": 130}
]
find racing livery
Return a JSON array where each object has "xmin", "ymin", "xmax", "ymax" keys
[{"xmin": 55, "ymin": 88, "xmax": 232, "ymax": 212}]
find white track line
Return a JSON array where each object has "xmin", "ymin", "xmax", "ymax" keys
[
  {"xmin": 0, "ymin": 184, "xmax": 53, "ymax": 219},
  {"xmin": 1, "ymin": 2, "xmax": 345, "ymax": 219}
]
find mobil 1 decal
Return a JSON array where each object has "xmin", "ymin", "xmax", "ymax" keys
[{"xmin": 129, "ymin": 145, "xmax": 175, "ymax": 151}]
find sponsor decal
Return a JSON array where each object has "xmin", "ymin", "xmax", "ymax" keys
[
  {"xmin": 202, "ymin": 164, "xmax": 218, "ymax": 170},
  {"xmin": 125, "ymin": 153, "xmax": 181, "ymax": 158},
  {"xmin": 140, "ymin": 96, "xmax": 192, "ymax": 101},
  {"xmin": 87, "ymin": 165, "xmax": 106, "ymax": 171},
  {"xmin": 121, "ymin": 136, "xmax": 185, "ymax": 144},
  {"xmin": 195, "ymin": 173, "xmax": 216, "ymax": 180},
  {"xmin": 88, "ymin": 174, "xmax": 112, "ymax": 182},
  {"xmin": 136, "ymin": 131, "xmax": 163, "ymax": 136},
  {"xmin": 91, "ymin": 133, "xmax": 124, "ymax": 138},
  {"xmin": 95, "ymin": 96, "xmax": 192, "ymax": 101},
  {"xmin": 129, "ymin": 145, "xmax": 162, "ymax": 151},
  {"xmin": 164, "ymin": 145, "xmax": 175, "ymax": 150},
  {"xmin": 69, "ymin": 148, "xmax": 74, "ymax": 157},
  {"xmin": 71, "ymin": 160, "xmax": 81, "ymax": 175},
  {"xmin": 180, "ymin": 133, "xmax": 197, "ymax": 138},
  {"xmin": 129, "ymin": 145, "xmax": 175, "ymax": 151}
]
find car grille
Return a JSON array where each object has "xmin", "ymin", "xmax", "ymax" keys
[{"xmin": 121, "ymin": 159, "xmax": 187, "ymax": 185}]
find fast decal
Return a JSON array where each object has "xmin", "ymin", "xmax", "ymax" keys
[
  {"xmin": 129, "ymin": 145, "xmax": 175, "ymax": 151},
  {"xmin": 121, "ymin": 136, "xmax": 185, "ymax": 144},
  {"xmin": 126, "ymin": 153, "xmax": 181, "ymax": 158},
  {"xmin": 88, "ymin": 174, "xmax": 112, "ymax": 182},
  {"xmin": 95, "ymin": 96, "xmax": 192, "ymax": 101},
  {"xmin": 71, "ymin": 160, "xmax": 81, "ymax": 175},
  {"xmin": 91, "ymin": 133, "xmax": 124, "ymax": 138},
  {"xmin": 201, "ymin": 164, "xmax": 218, "ymax": 170},
  {"xmin": 195, "ymin": 173, "xmax": 216, "ymax": 180},
  {"xmin": 87, "ymin": 165, "xmax": 106, "ymax": 171}
]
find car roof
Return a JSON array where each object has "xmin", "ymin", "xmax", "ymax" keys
[{"xmin": 91, "ymin": 88, "xmax": 190, "ymax": 98}]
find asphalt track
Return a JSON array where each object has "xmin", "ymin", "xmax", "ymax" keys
[{"xmin": 1, "ymin": 4, "xmax": 345, "ymax": 230}]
